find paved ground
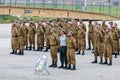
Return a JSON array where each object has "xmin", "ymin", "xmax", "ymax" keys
[{"xmin": 0, "ymin": 21, "xmax": 120, "ymax": 80}]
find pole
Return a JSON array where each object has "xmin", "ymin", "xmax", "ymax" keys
[
  {"xmin": 108, "ymin": 0, "xmax": 111, "ymax": 15},
  {"xmin": 10, "ymin": 0, "xmax": 11, "ymax": 6}
]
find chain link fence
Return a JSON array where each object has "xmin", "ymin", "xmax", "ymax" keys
[{"xmin": 0, "ymin": 0, "xmax": 120, "ymax": 17}]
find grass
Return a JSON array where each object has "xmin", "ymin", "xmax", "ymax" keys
[{"xmin": 3, "ymin": 3, "xmax": 120, "ymax": 18}]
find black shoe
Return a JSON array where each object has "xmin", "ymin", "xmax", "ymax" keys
[
  {"xmin": 53, "ymin": 62, "xmax": 57, "ymax": 68},
  {"xmin": 39, "ymin": 48, "xmax": 42, "ymax": 51},
  {"xmin": 99, "ymin": 59, "xmax": 103, "ymax": 64},
  {"xmin": 103, "ymin": 60, "xmax": 108, "ymax": 65},
  {"xmin": 91, "ymin": 59, "xmax": 98, "ymax": 63},
  {"xmin": 10, "ymin": 50, "xmax": 14, "ymax": 54},
  {"xmin": 58, "ymin": 65, "xmax": 63, "ymax": 68},
  {"xmin": 14, "ymin": 50, "xmax": 17, "ymax": 54},
  {"xmin": 76, "ymin": 51, "xmax": 81, "ymax": 55},
  {"xmin": 33, "ymin": 47, "xmax": 35, "ymax": 51},
  {"xmin": 82, "ymin": 51, "xmax": 85, "ymax": 55},
  {"xmin": 36, "ymin": 48, "xmax": 40, "ymax": 51},
  {"xmin": 17, "ymin": 51, "xmax": 21, "ymax": 55},
  {"xmin": 87, "ymin": 48, "xmax": 91, "ymax": 50},
  {"xmin": 25, "ymin": 46, "xmax": 28, "ymax": 50},
  {"xmin": 66, "ymin": 64, "xmax": 71, "ymax": 70},
  {"xmin": 108, "ymin": 60, "xmax": 112, "ymax": 66},
  {"xmin": 49, "ymin": 61, "xmax": 54, "ymax": 67},
  {"xmin": 115, "ymin": 54, "xmax": 117, "ymax": 58},
  {"xmin": 71, "ymin": 65, "xmax": 76, "ymax": 70},
  {"xmin": 44, "ymin": 49, "xmax": 48, "ymax": 52},
  {"xmin": 63, "ymin": 65, "xmax": 67, "ymax": 69},
  {"xmin": 28, "ymin": 47, "xmax": 32, "ymax": 50},
  {"xmin": 92, "ymin": 51, "xmax": 94, "ymax": 53}
]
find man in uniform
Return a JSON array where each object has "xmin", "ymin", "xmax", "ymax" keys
[
  {"xmin": 66, "ymin": 30, "xmax": 77, "ymax": 70},
  {"xmin": 87, "ymin": 20, "xmax": 94, "ymax": 50},
  {"xmin": 77, "ymin": 24, "xmax": 86, "ymax": 55},
  {"xmin": 110, "ymin": 24, "xmax": 119, "ymax": 58},
  {"xmin": 36, "ymin": 22, "xmax": 45, "ymax": 51},
  {"xmin": 10, "ymin": 22, "xmax": 18, "ymax": 54},
  {"xmin": 103, "ymin": 28, "xmax": 113, "ymax": 66},
  {"xmin": 92, "ymin": 24, "xmax": 103, "ymax": 64},
  {"xmin": 16, "ymin": 22, "xmax": 24, "ymax": 55},
  {"xmin": 49, "ymin": 28, "xmax": 59, "ymax": 68},
  {"xmin": 44, "ymin": 23, "xmax": 51, "ymax": 52},
  {"xmin": 21, "ymin": 22, "xmax": 28, "ymax": 50},
  {"xmin": 28, "ymin": 22, "xmax": 36, "ymax": 50}
]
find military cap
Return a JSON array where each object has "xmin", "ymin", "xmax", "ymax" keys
[{"xmin": 69, "ymin": 30, "xmax": 74, "ymax": 35}]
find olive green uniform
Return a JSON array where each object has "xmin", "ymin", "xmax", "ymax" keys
[
  {"xmin": 36, "ymin": 25, "xmax": 45, "ymax": 49},
  {"xmin": 88, "ymin": 24, "xmax": 94, "ymax": 49},
  {"xmin": 67, "ymin": 36, "xmax": 77, "ymax": 65},
  {"xmin": 78, "ymin": 28, "xmax": 86, "ymax": 54}
]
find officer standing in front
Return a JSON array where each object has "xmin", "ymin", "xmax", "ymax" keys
[{"xmin": 58, "ymin": 29, "xmax": 67, "ymax": 69}]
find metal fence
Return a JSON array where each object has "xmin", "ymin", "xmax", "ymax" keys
[{"xmin": 0, "ymin": 0, "xmax": 120, "ymax": 17}]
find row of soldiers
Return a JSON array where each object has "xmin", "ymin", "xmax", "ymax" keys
[{"xmin": 10, "ymin": 18, "xmax": 120, "ymax": 68}]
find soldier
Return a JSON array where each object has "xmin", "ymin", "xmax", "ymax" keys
[
  {"xmin": 10, "ymin": 22, "xmax": 18, "ymax": 54},
  {"xmin": 28, "ymin": 22, "xmax": 36, "ymax": 50},
  {"xmin": 66, "ymin": 30, "xmax": 77, "ymax": 70},
  {"xmin": 16, "ymin": 22, "xmax": 24, "ymax": 55},
  {"xmin": 77, "ymin": 24, "xmax": 86, "ymax": 55},
  {"xmin": 44, "ymin": 23, "xmax": 51, "ymax": 52},
  {"xmin": 110, "ymin": 23, "xmax": 119, "ymax": 58},
  {"xmin": 21, "ymin": 22, "xmax": 28, "ymax": 50},
  {"xmin": 103, "ymin": 28, "xmax": 113, "ymax": 66},
  {"xmin": 101, "ymin": 20, "xmax": 108, "ymax": 31},
  {"xmin": 49, "ymin": 28, "xmax": 59, "ymax": 68},
  {"xmin": 36, "ymin": 22, "xmax": 45, "ymax": 51},
  {"xmin": 92, "ymin": 24, "xmax": 103, "ymax": 64},
  {"xmin": 87, "ymin": 20, "xmax": 94, "ymax": 50}
]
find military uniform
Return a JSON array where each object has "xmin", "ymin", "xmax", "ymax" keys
[
  {"xmin": 17, "ymin": 24, "xmax": 24, "ymax": 55},
  {"xmin": 49, "ymin": 31, "xmax": 59, "ymax": 67},
  {"xmin": 77, "ymin": 28, "xmax": 86, "ymax": 55},
  {"xmin": 103, "ymin": 31, "xmax": 113, "ymax": 65},
  {"xmin": 92, "ymin": 29, "xmax": 103, "ymax": 64},
  {"xmin": 88, "ymin": 23, "xmax": 94, "ymax": 50},
  {"xmin": 36, "ymin": 24, "xmax": 45, "ymax": 51},
  {"xmin": 21, "ymin": 23, "xmax": 28, "ymax": 50},
  {"xmin": 67, "ymin": 33, "xmax": 77, "ymax": 70},
  {"xmin": 44, "ymin": 24, "xmax": 51, "ymax": 52},
  {"xmin": 111, "ymin": 28, "xmax": 119, "ymax": 58},
  {"xmin": 28, "ymin": 24, "xmax": 36, "ymax": 50},
  {"xmin": 10, "ymin": 24, "xmax": 18, "ymax": 54}
]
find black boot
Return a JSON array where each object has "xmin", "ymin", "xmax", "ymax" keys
[
  {"xmin": 39, "ymin": 47, "xmax": 42, "ymax": 51},
  {"xmin": 33, "ymin": 47, "xmax": 35, "ymax": 51},
  {"xmin": 10, "ymin": 50, "xmax": 14, "ymax": 54},
  {"xmin": 67, "ymin": 64, "xmax": 71, "ymax": 69},
  {"xmin": 29, "ymin": 46, "xmax": 32, "ymax": 50},
  {"xmin": 76, "ymin": 51, "xmax": 80, "ymax": 55},
  {"xmin": 44, "ymin": 48, "xmax": 48, "ymax": 52},
  {"xmin": 18, "ymin": 50, "xmax": 21, "ymax": 55},
  {"xmin": 108, "ymin": 60, "xmax": 112, "ymax": 66},
  {"xmin": 103, "ymin": 59, "xmax": 108, "ymax": 65},
  {"xmin": 25, "ymin": 45, "xmax": 28, "ymax": 50},
  {"xmin": 14, "ymin": 50, "xmax": 17, "ymax": 54},
  {"xmin": 91, "ymin": 58, "xmax": 98, "ymax": 63},
  {"xmin": 36, "ymin": 47, "xmax": 40, "ymax": 51},
  {"xmin": 58, "ymin": 63, "xmax": 63, "ymax": 68},
  {"xmin": 49, "ymin": 61, "xmax": 54, "ymax": 67},
  {"xmin": 118, "ymin": 50, "xmax": 119, "ymax": 55},
  {"xmin": 53, "ymin": 62, "xmax": 57, "ymax": 68},
  {"xmin": 21, "ymin": 51, "xmax": 24, "ymax": 55},
  {"xmin": 87, "ymin": 48, "xmax": 91, "ymax": 50},
  {"xmin": 71, "ymin": 65, "xmax": 76, "ymax": 70},
  {"xmin": 99, "ymin": 58, "xmax": 103, "ymax": 64},
  {"xmin": 82, "ymin": 51, "xmax": 85, "ymax": 55},
  {"xmin": 115, "ymin": 54, "xmax": 117, "ymax": 58}
]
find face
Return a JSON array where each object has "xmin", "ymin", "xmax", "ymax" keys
[
  {"xmin": 67, "ymin": 32, "xmax": 72, "ymax": 37},
  {"xmin": 61, "ymin": 31, "xmax": 64, "ymax": 35}
]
